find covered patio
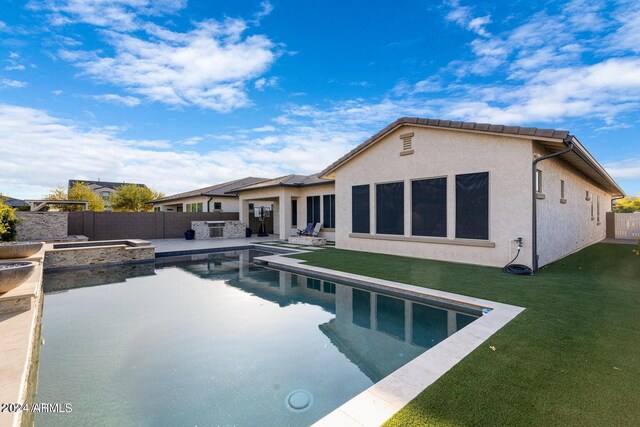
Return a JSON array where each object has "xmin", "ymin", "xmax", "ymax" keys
[{"xmin": 232, "ymin": 174, "xmax": 336, "ymax": 242}]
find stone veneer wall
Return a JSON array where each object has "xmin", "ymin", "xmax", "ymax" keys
[
  {"xmin": 44, "ymin": 245, "xmax": 154, "ymax": 270},
  {"xmin": 16, "ymin": 212, "xmax": 68, "ymax": 241},
  {"xmin": 191, "ymin": 221, "xmax": 246, "ymax": 239}
]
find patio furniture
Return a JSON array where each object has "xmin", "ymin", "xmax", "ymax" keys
[
  {"xmin": 311, "ymin": 223, "xmax": 322, "ymax": 237},
  {"xmin": 297, "ymin": 223, "xmax": 313, "ymax": 236}
]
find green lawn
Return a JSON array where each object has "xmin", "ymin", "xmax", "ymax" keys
[{"xmin": 288, "ymin": 243, "xmax": 640, "ymax": 426}]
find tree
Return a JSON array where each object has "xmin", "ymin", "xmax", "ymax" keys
[
  {"xmin": 44, "ymin": 183, "xmax": 105, "ymax": 212},
  {"xmin": 0, "ymin": 195, "xmax": 19, "ymax": 241},
  {"xmin": 613, "ymin": 194, "xmax": 640, "ymax": 213},
  {"xmin": 110, "ymin": 184, "xmax": 164, "ymax": 212}
]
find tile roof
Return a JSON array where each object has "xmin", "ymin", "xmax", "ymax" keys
[
  {"xmin": 68, "ymin": 179, "xmax": 148, "ymax": 190},
  {"xmin": 230, "ymin": 173, "xmax": 333, "ymax": 193},
  {"xmin": 321, "ymin": 117, "xmax": 570, "ymax": 177},
  {"xmin": 151, "ymin": 177, "xmax": 269, "ymax": 203}
]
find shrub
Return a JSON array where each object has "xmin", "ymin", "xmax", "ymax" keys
[{"xmin": 0, "ymin": 197, "xmax": 19, "ymax": 241}]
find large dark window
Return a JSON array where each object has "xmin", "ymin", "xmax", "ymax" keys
[
  {"xmin": 376, "ymin": 182, "xmax": 404, "ymax": 235},
  {"xmin": 291, "ymin": 199, "xmax": 297, "ymax": 227},
  {"xmin": 323, "ymin": 194, "xmax": 336, "ymax": 228},
  {"xmin": 456, "ymin": 172, "xmax": 489, "ymax": 240},
  {"xmin": 306, "ymin": 196, "xmax": 320, "ymax": 224},
  {"xmin": 352, "ymin": 289, "xmax": 371, "ymax": 329},
  {"xmin": 412, "ymin": 178, "xmax": 447, "ymax": 237},
  {"xmin": 352, "ymin": 185, "xmax": 370, "ymax": 233},
  {"xmin": 376, "ymin": 295, "xmax": 405, "ymax": 340}
]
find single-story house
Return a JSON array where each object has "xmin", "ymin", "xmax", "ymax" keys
[
  {"xmin": 320, "ymin": 117, "xmax": 624, "ymax": 271},
  {"xmin": 69, "ymin": 179, "xmax": 148, "ymax": 211},
  {"xmin": 231, "ymin": 174, "xmax": 336, "ymax": 241},
  {"xmin": 150, "ymin": 177, "xmax": 269, "ymax": 213}
]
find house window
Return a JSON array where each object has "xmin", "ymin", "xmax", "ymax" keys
[
  {"xmin": 352, "ymin": 185, "xmax": 370, "ymax": 233},
  {"xmin": 535, "ymin": 169, "xmax": 542, "ymax": 193},
  {"xmin": 153, "ymin": 207, "xmax": 160, "ymax": 212},
  {"xmin": 597, "ymin": 195, "xmax": 600, "ymax": 223},
  {"xmin": 456, "ymin": 172, "xmax": 489, "ymax": 240},
  {"xmin": 352, "ymin": 289, "xmax": 371, "ymax": 329},
  {"xmin": 323, "ymin": 281, "xmax": 336, "ymax": 294},
  {"xmin": 412, "ymin": 177, "xmax": 447, "ymax": 237},
  {"xmin": 248, "ymin": 203, "xmax": 254, "ymax": 211},
  {"xmin": 560, "ymin": 180, "xmax": 565, "ymax": 199},
  {"xmin": 377, "ymin": 295, "xmax": 405, "ymax": 340},
  {"xmin": 306, "ymin": 196, "xmax": 320, "ymax": 224},
  {"xmin": 101, "ymin": 191, "xmax": 110, "ymax": 201},
  {"xmin": 213, "ymin": 202, "xmax": 222, "ymax": 210},
  {"xmin": 186, "ymin": 202, "xmax": 203, "ymax": 212},
  {"xmin": 323, "ymin": 194, "xmax": 336, "ymax": 228},
  {"xmin": 306, "ymin": 277, "xmax": 321, "ymax": 291},
  {"xmin": 291, "ymin": 199, "xmax": 297, "ymax": 227},
  {"xmin": 376, "ymin": 182, "xmax": 404, "ymax": 235}
]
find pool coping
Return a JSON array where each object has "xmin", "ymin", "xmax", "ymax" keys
[{"xmin": 251, "ymin": 249, "xmax": 525, "ymax": 427}]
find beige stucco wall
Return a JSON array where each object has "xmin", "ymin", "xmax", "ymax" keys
[
  {"xmin": 238, "ymin": 183, "xmax": 336, "ymax": 241},
  {"xmin": 334, "ymin": 125, "xmax": 534, "ymax": 268},
  {"xmin": 534, "ymin": 143, "xmax": 611, "ymax": 267},
  {"xmin": 153, "ymin": 196, "xmax": 239, "ymax": 212}
]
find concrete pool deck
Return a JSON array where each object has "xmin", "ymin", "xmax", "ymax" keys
[{"xmin": 149, "ymin": 236, "xmax": 278, "ymax": 254}]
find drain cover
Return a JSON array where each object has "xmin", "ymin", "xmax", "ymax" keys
[{"xmin": 285, "ymin": 390, "xmax": 313, "ymax": 412}]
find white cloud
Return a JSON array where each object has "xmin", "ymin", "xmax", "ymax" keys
[
  {"xmin": 30, "ymin": 0, "xmax": 187, "ymax": 31},
  {"xmin": 252, "ymin": 125, "xmax": 276, "ymax": 132},
  {"xmin": 0, "ymin": 103, "xmax": 353, "ymax": 198},
  {"xmin": 604, "ymin": 157, "xmax": 640, "ymax": 180},
  {"xmin": 444, "ymin": 1, "xmax": 491, "ymax": 36},
  {"xmin": 254, "ymin": 76, "xmax": 279, "ymax": 91},
  {"xmin": 62, "ymin": 19, "xmax": 279, "ymax": 111},
  {"xmin": 91, "ymin": 93, "xmax": 141, "ymax": 107},
  {"xmin": 4, "ymin": 65, "xmax": 25, "ymax": 71},
  {"xmin": 0, "ymin": 21, "xmax": 7, "ymax": 32},
  {"xmin": 254, "ymin": 1, "xmax": 273, "ymax": 21},
  {"xmin": 0, "ymin": 79, "xmax": 27, "ymax": 88}
]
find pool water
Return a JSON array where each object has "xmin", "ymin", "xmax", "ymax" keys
[{"xmin": 36, "ymin": 250, "xmax": 477, "ymax": 426}]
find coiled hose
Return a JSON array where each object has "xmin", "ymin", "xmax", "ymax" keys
[{"xmin": 503, "ymin": 247, "xmax": 533, "ymax": 275}]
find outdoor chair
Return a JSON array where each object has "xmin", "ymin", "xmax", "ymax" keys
[
  {"xmin": 297, "ymin": 223, "xmax": 313, "ymax": 236},
  {"xmin": 311, "ymin": 223, "xmax": 322, "ymax": 237}
]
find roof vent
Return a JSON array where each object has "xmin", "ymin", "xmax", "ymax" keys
[{"xmin": 400, "ymin": 132, "xmax": 414, "ymax": 156}]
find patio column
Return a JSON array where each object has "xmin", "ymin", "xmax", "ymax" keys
[
  {"xmin": 278, "ymin": 192, "xmax": 292, "ymax": 241},
  {"xmin": 239, "ymin": 198, "xmax": 250, "ymax": 228}
]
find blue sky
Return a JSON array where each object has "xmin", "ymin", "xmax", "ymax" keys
[{"xmin": 0, "ymin": 0, "xmax": 639, "ymax": 198}]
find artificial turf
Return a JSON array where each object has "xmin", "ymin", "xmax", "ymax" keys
[{"xmin": 287, "ymin": 243, "xmax": 640, "ymax": 426}]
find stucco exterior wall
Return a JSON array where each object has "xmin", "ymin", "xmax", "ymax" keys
[
  {"xmin": 334, "ymin": 126, "xmax": 534, "ymax": 268},
  {"xmin": 238, "ymin": 183, "xmax": 336, "ymax": 241},
  {"xmin": 153, "ymin": 196, "xmax": 239, "ymax": 212},
  {"xmin": 534, "ymin": 143, "xmax": 611, "ymax": 267}
]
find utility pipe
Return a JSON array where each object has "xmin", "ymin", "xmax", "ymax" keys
[{"xmin": 531, "ymin": 137, "xmax": 575, "ymax": 272}]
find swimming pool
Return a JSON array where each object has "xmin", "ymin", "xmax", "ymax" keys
[{"xmin": 36, "ymin": 249, "xmax": 478, "ymax": 426}]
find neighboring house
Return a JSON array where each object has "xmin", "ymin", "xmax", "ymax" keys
[
  {"xmin": 319, "ymin": 117, "xmax": 624, "ymax": 271},
  {"xmin": 150, "ymin": 177, "xmax": 270, "ymax": 213},
  {"xmin": 1, "ymin": 195, "xmax": 28, "ymax": 209},
  {"xmin": 68, "ymin": 179, "xmax": 148, "ymax": 211},
  {"xmin": 232, "ymin": 174, "xmax": 336, "ymax": 241}
]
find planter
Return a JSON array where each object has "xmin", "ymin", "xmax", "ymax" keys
[
  {"xmin": 0, "ymin": 261, "xmax": 37, "ymax": 293},
  {"xmin": 0, "ymin": 242, "xmax": 44, "ymax": 259}
]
